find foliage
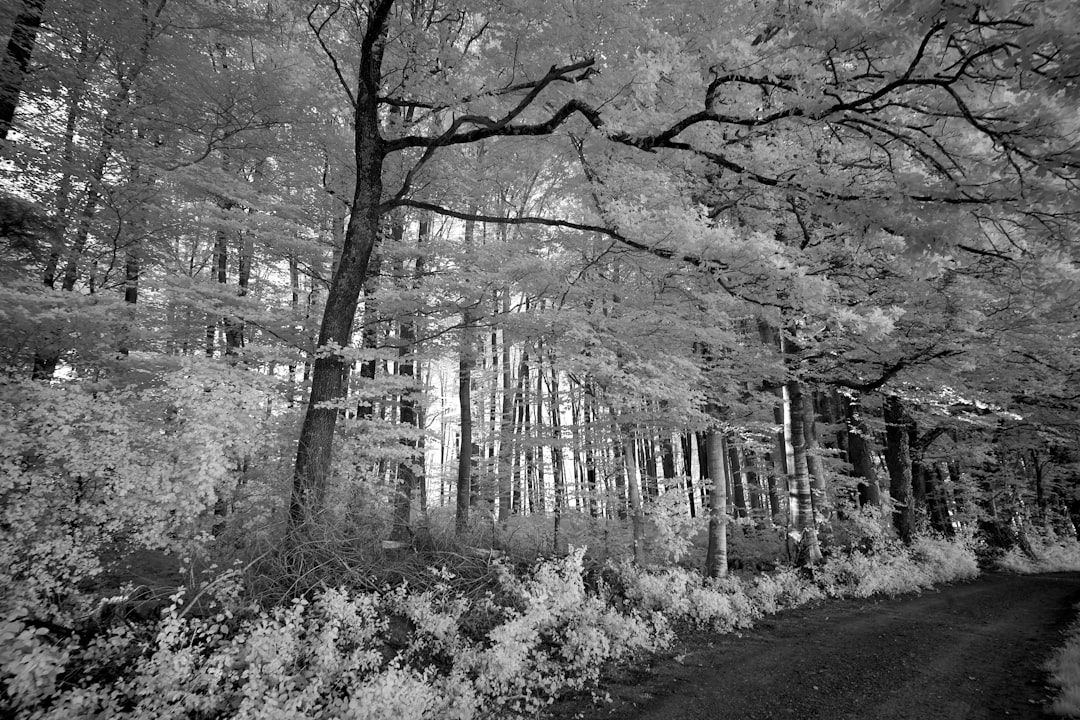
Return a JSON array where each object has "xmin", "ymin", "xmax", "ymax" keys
[
  {"xmin": 0, "ymin": 358, "xmax": 281, "ymax": 620},
  {"xmin": 0, "ymin": 531, "xmax": 986, "ymax": 718},
  {"xmin": 611, "ymin": 562, "xmax": 758, "ymax": 632},
  {"xmin": 815, "ymin": 533, "xmax": 979, "ymax": 598},
  {"xmin": 1044, "ymin": 602, "xmax": 1080, "ymax": 718},
  {"xmin": 998, "ymin": 533, "xmax": 1080, "ymax": 574}
]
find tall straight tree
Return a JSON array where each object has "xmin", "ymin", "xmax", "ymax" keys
[{"xmin": 704, "ymin": 428, "xmax": 728, "ymax": 578}]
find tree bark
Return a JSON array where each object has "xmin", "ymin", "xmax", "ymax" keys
[
  {"xmin": 800, "ymin": 389, "xmax": 830, "ymax": 529},
  {"xmin": 0, "ymin": 0, "xmax": 45, "ymax": 142},
  {"xmin": 390, "ymin": 217, "xmax": 425, "ymax": 543},
  {"xmin": 290, "ymin": 3, "xmax": 390, "ymax": 529},
  {"xmin": 680, "ymin": 432, "xmax": 697, "ymax": 518},
  {"xmin": 356, "ymin": 245, "xmax": 382, "ymax": 418},
  {"xmin": 704, "ymin": 429, "xmax": 728, "ymax": 578},
  {"xmin": 455, "ymin": 218, "xmax": 478, "ymax": 534},
  {"xmin": 787, "ymin": 380, "xmax": 823, "ymax": 564},
  {"xmin": 497, "ymin": 289, "xmax": 515, "ymax": 521},
  {"xmin": 844, "ymin": 395, "xmax": 882, "ymax": 507},
  {"xmin": 884, "ymin": 394, "xmax": 915, "ymax": 542},
  {"xmin": 623, "ymin": 428, "xmax": 647, "ymax": 564},
  {"xmin": 548, "ymin": 361, "xmax": 565, "ymax": 552},
  {"xmin": 729, "ymin": 441, "xmax": 748, "ymax": 520}
]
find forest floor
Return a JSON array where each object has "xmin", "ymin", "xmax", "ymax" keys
[{"xmin": 548, "ymin": 572, "xmax": 1080, "ymax": 720}]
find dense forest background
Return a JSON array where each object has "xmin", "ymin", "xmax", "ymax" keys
[{"xmin": 1, "ymin": 0, "xmax": 1079, "ymax": 716}]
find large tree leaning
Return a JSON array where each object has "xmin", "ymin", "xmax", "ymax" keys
[{"xmin": 289, "ymin": 0, "xmax": 597, "ymax": 529}]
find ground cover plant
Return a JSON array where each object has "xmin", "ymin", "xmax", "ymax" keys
[
  {"xmin": 997, "ymin": 533, "xmax": 1080, "ymax": 575},
  {"xmin": 1, "ymin": 526, "xmax": 981, "ymax": 719},
  {"xmin": 1045, "ymin": 602, "xmax": 1080, "ymax": 718}
]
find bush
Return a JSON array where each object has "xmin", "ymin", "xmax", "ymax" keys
[
  {"xmin": 1045, "ymin": 602, "xmax": 1080, "ymax": 717},
  {"xmin": 998, "ymin": 533, "xmax": 1080, "ymax": 574},
  {"xmin": 1, "ymin": 530, "xmax": 982, "ymax": 719},
  {"xmin": 1, "ymin": 549, "xmax": 669, "ymax": 719},
  {"xmin": 611, "ymin": 562, "xmax": 758, "ymax": 631}
]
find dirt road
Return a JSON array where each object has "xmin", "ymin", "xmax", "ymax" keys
[{"xmin": 550, "ymin": 572, "xmax": 1080, "ymax": 720}]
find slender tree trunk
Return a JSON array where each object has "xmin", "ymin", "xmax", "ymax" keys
[
  {"xmin": 622, "ymin": 428, "xmax": 646, "ymax": 564},
  {"xmin": 1030, "ymin": 449, "xmax": 1046, "ymax": 526},
  {"xmin": 456, "ymin": 219, "xmax": 478, "ymax": 534},
  {"xmin": 680, "ymin": 432, "xmax": 697, "ymax": 518},
  {"xmin": 290, "ymin": 10, "xmax": 389, "ymax": 529},
  {"xmin": 660, "ymin": 434, "xmax": 677, "ymax": 491},
  {"xmin": 704, "ymin": 429, "xmax": 728, "ymax": 578},
  {"xmin": 884, "ymin": 395, "xmax": 915, "ymax": 542},
  {"xmin": 390, "ymin": 217, "xmax": 425, "ymax": 543},
  {"xmin": 801, "ymin": 389, "xmax": 830, "ymax": 531},
  {"xmin": 287, "ymin": 255, "xmax": 300, "ymax": 405},
  {"xmin": 514, "ymin": 343, "xmax": 533, "ymax": 514},
  {"xmin": 497, "ymin": 289, "xmax": 515, "ymax": 521},
  {"xmin": 532, "ymin": 339, "xmax": 546, "ymax": 513},
  {"xmin": 42, "ymin": 33, "xmax": 91, "ymax": 288},
  {"xmin": 745, "ymin": 450, "xmax": 768, "ymax": 528},
  {"xmin": 548, "ymin": 362, "xmax": 565, "ymax": 552},
  {"xmin": 696, "ymin": 430, "xmax": 711, "ymax": 513},
  {"xmin": 787, "ymin": 380, "xmax": 823, "ymax": 564},
  {"xmin": 0, "ymin": 0, "xmax": 44, "ymax": 142},
  {"xmin": 729, "ymin": 442, "xmax": 748, "ymax": 520},
  {"xmin": 642, "ymin": 431, "xmax": 659, "ymax": 499}
]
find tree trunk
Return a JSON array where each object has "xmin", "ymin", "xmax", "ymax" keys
[
  {"xmin": 728, "ymin": 441, "xmax": 748, "ymax": 520},
  {"xmin": 357, "ymin": 246, "xmax": 382, "ymax": 419},
  {"xmin": 845, "ymin": 395, "xmax": 882, "ymax": 507},
  {"xmin": 642, "ymin": 431, "xmax": 659, "ymax": 499},
  {"xmin": 680, "ymin": 432, "xmax": 697, "ymax": 518},
  {"xmin": 548, "ymin": 362, "xmax": 564, "ymax": 553},
  {"xmin": 800, "ymin": 389, "xmax": 830, "ymax": 530},
  {"xmin": 787, "ymin": 380, "xmax": 823, "ymax": 564},
  {"xmin": 622, "ymin": 429, "xmax": 647, "ymax": 564},
  {"xmin": 883, "ymin": 395, "xmax": 915, "ymax": 542},
  {"xmin": 660, "ymin": 434, "xmax": 677, "ymax": 492},
  {"xmin": 497, "ymin": 289, "xmax": 514, "ymax": 521},
  {"xmin": 455, "ymin": 230, "xmax": 479, "ymax": 534},
  {"xmin": 0, "ymin": 0, "xmax": 45, "ymax": 142},
  {"xmin": 42, "ymin": 33, "xmax": 90, "ymax": 289},
  {"xmin": 390, "ymin": 217, "xmax": 425, "ymax": 543},
  {"xmin": 704, "ymin": 429, "xmax": 728, "ymax": 578},
  {"xmin": 290, "ymin": 11, "xmax": 388, "ymax": 529}
]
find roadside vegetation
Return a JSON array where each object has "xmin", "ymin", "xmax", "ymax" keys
[{"xmin": 1, "ymin": 507, "xmax": 986, "ymax": 719}]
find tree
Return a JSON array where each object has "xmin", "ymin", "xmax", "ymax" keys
[
  {"xmin": 288, "ymin": 0, "xmax": 601, "ymax": 529},
  {"xmin": 0, "ymin": 0, "xmax": 45, "ymax": 142},
  {"xmin": 704, "ymin": 428, "xmax": 728, "ymax": 578}
]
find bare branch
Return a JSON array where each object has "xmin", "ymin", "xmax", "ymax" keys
[
  {"xmin": 384, "ymin": 60, "xmax": 598, "ymax": 151},
  {"xmin": 307, "ymin": 2, "xmax": 356, "ymax": 108}
]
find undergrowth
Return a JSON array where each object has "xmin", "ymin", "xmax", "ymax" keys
[
  {"xmin": 997, "ymin": 532, "xmax": 1080, "ymax": 574},
  {"xmin": 1045, "ymin": 601, "xmax": 1080, "ymax": 717},
  {"xmin": 1, "ymin": 532, "xmax": 979, "ymax": 719}
]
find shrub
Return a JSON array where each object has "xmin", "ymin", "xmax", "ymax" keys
[
  {"xmin": 998, "ymin": 533, "xmax": 1080, "ymax": 574},
  {"xmin": 611, "ymin": 563, "xmax": 758, "ymax": 631},
  {"xmin": 746, "ymin": 565, "xmax": 824, "ymax": 613},
  {"xmin": 0, "ymin": 530, "xmax": 982, "ymax": 719},
  {"xmin": 1045, "ymin": 603, "xmax": 1080, "ymax": 717}
]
